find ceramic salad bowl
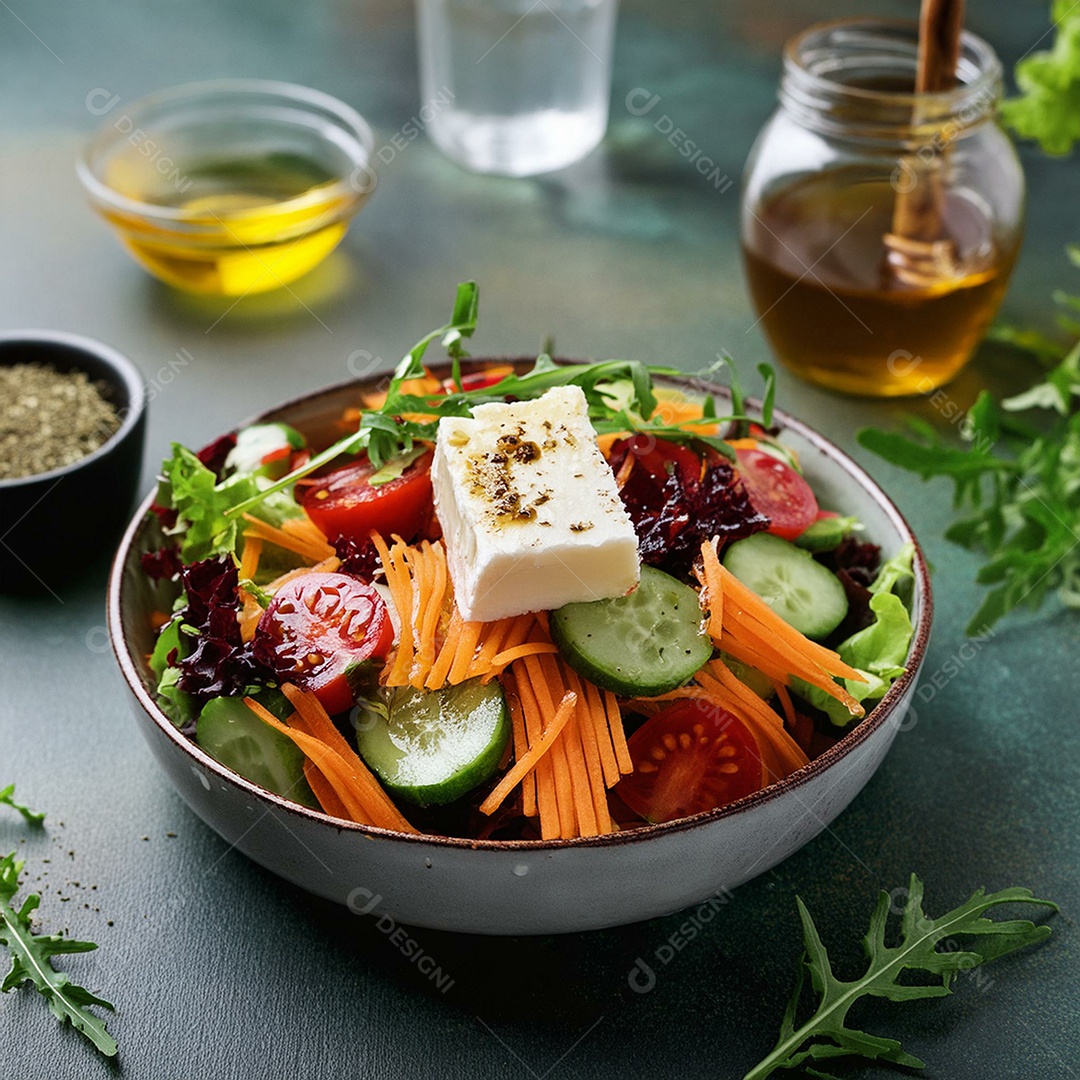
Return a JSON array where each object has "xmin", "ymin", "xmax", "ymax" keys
[{"xmin": 108, "ymin": 360, "xmax": 932, "ymax": 935}]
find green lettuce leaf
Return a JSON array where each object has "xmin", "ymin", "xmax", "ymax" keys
[{"xmin": 158, "ymin": 444, "xmax": 304, "ymax": 563}]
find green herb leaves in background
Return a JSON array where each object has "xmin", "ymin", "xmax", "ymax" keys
[
  {"xmin": 0, "ymin": 785, "xmax": 44, "ymax": 826},
  {"xmin": 1002, "ymin": 0, "xmax": 1080, "ymax": 157},
  {"xmin": 744, "ymin": 875, "xmax": 1056, "ymax": 1080},
  {"xmin": 860, "ymin": 249, "xmax": 1080, "ymax": 634},
  {"xmin": 0, "ymin": 852, "xmax": 117, "ymax": 1058}
]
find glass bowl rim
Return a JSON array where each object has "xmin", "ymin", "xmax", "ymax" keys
[{"xmin": 75, "ymin": 78, "xmax": 376, "ymax": 228}]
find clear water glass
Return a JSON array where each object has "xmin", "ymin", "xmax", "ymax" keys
[{"xmin": 416, "ymin": 0, "xmax": 617, "ymax": 177}]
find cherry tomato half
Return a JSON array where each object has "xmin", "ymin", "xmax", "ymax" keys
[
  {"xmin": 735, "ymin": 447, "xmax": 818, "ymax": 541},
  {"xmin": 253, "ymin": 573, "xmax": 393, "ymax": 715},
  {"xmin": 299, "ymin": 450, "xmax": 434, "ymax": 545},
  {"xmin": 617, "ymin": 699, "xmax": 764, "ymax": 824}
]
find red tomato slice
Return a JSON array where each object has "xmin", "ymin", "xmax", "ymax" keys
[
  {"xmin": 617, "ymin": 699, "xmax": 764, "ymax": 824},
  {"xmin": 299, "ymin": 450, "xmax": 433, "ymax": 545},
  {"xmin": 735, "ymin": 447, "xmax": 818, "ymax": 541},
  {"xmin": 253, "ymin": 573, "xmax": 393, "ymax": 715},
  {"xmin": 622, "ymin": 435, "xmax": 702, "ymax": 489}
]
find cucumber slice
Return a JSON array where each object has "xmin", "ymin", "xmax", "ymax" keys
[
  {"xmin": 550, "ymin": 565, "xmax": 713, "ymax": 697},
  {"xmin": 195, "ymin": 693, "xmax": 318, "ymax": 808},
  {"xmin": 723, "ymin": 532, "xmax": 848, "ymax": 640},
  {"xmin": 355, "ymin": 680, "xmax": 509, "ymax": 808}
]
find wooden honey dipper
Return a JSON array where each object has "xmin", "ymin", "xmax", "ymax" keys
[{"xmin": 884, "ymin": 0, "xmax": 965, "ymax": 286}]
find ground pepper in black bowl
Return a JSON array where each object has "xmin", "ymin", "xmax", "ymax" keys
[{"xmin": 0, "ymin": 331, "xmax": 146, "ymax": 595}]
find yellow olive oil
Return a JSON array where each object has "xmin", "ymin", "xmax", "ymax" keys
[{"xmin": 101, "ymin": 153, "xmax": 354, "ymax": 295}]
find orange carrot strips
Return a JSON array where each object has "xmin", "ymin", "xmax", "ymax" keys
[
  {"xmin": 698, "ymin": 537, "xmax": 724, "ymax": 639},
  {"xmin": 238, "ymin": 536, "xmax": 263, "ymax": 582},
  {"xmin": 241, "ymin": 513, "xmax": 335, "ymax": 562},
  {"xmin": 480, "ymin": 691, "xmax": 577, "ymax": 816},
  {"xmin": 506, "ymin": 681, "xmax": 536, "ymax": 817}
]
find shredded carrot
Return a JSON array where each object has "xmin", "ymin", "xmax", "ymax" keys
[
  {"xmin": 489, "ymin": 641, "xmax": 561, "ymax": 667},
  {"xmin": 698, "ymin": 665, "xmax": 809, "ymax": 774},
  {"xmin": 523, "ymin": 656, "xmax": 575, "ymax": 838},
  {"xmin": 513, "ymin": 666, "xmax": 560, "ymax": 837},
  {"xmin": 253, "ymin": 689, "xmax": 417, "ymax": 833},
  {"xmin": 584, "ymin": 681, "xmax": 620, "ymax": 788},
  {"xmin": 241, "ymin": 513, "xmax": 335, "ymax": 562},
  {"xmin": 564, "ymin": 669, "xmax": 610, "ymax": 834},
  {"xmin": 238, "ymin": 536, "xmax": 263, "ymax": 582},
  {"xmin": 717, "ymin": 560, "xmax": 864, "ymax": 682},
  {"xmin": 698, "ymin": 537, "xmax": 724, "ymax": 639},
  {"xmin": 480, "ymin": 691, "xmax": 577, "ymax": 816},
  {"xmin": 425, "ymin": 607, "xmax": 462, "ymax": 689},
  {"xmin": 302, "ymin": 760, "xmax": 357, "ymax": 822},
  {"xmin": 449, "ymin": 619, "xmax": 484, "ymax": 685},
  {"xmin": 505, "ymin": 681, "xmax": 536, "ymax": 818},
  {"xmin": 540, "ymin": 656, "xmax": 596, "ymax": 837},
  {"xmin": 614, "ymin": 452, "xmax": 635, "ymax": 490},
  {"xmin": 773, "ymin": 680, "xmax": 797, "ymax": 729},
  {"xmin": 605, "ymin": 691, "xmax": 633, "ymax": 775}
]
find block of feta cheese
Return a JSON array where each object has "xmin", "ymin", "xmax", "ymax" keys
[{"xmin": 432, "ymin": 385, "xmax": 640, "ymax": 622}]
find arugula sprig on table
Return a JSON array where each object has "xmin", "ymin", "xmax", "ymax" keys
[
  {"xmin": 0, "ymin": 784, "xmax": 44, "ymax": 826},
  {"xmin": 225, "ymin": 281, "xmax": 773, "ymax": 520},
  {"xmin": 0, "ymin": 854, "xmax": 117, "ymax": 1058},
  {"xmin": 858, "ymin": 253, "xmax": 1080, "ymax": 634},
  {"xmin": 744, "ymin": 875, "xmax": 1056, "ymax": 1080}
]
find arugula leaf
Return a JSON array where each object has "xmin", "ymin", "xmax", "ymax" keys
[
  {"xmin": 1001, "ymin": 0, "xmax": 1080, "ymax": 156},
  {"xmin": 744, "ymin": 874, "xmax": 1056, "ymax": 1080},
  {"xmin": 0, "ymin": 852, "xmax": 117, "ymax": 1057},
  {"xmin": 225, "ymin": 282, "xmax": 773, "ymax": 518},
  {"xmin": 0, "ymin": 785, "xmax": 44, "ymax": 826}
]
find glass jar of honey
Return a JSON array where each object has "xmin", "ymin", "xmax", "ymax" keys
[{"xmin": 741, "ymin": 19, "xmax": 1024, "ymax": 396}]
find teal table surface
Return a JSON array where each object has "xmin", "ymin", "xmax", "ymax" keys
[{"xmin": 1, "ymin": 2, "xmax": 1077, "ymax": 1078}]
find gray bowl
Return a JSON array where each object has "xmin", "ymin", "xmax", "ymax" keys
[
  {"xmin": 1, "ymin": 330, "xmax": 146, "ymax": 595},
  {"xmin": 108, "ymin": 362, "xmax": 931, "ymax": 934}
]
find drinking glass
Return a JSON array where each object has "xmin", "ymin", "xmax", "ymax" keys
[{"xmin": 416, "ymin": 0, "xmax": 617, "ymax": 177}]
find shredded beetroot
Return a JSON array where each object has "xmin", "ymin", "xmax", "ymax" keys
[
  {"xmin": 816, "ymin": 537, "xmax": 883, "ymax": 642},
  {"xmin": 175, "ymin": 556, "xmax": 267, "ymax": 702},
  {"xmin": 140, "ymin": 546, "xmax": 183, "ymax": 582},
  {"xmin": 332, "ymin": 535, "xmax": 382, "ymax": 581},
  {"xmin": 149, "ymin": 501, "xmax": 179, "ymax": 531},
  {"xmin": 609, "ymin": 440, "xmax": 768, "ymax": 574},
  {"xmin": 195, "ymin": 433, "xmax": 237, "ymax": 482}
]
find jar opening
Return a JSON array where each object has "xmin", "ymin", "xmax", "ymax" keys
[{"xmin": 781, "ymin": 18, "xmax": 1003, "ymax": 145}]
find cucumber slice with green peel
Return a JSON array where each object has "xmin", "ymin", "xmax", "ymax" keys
[
  {"xmin": 550, "ymin": 565, "xmax": 713, "ymax": 697},
  {"xmin": 723, "ymin": 532, "xmax": 848, "ymax": 640},
  {"xmin": 195, "ymin": 693, "xmax": 318, "ymax": 808},
  {"xmin": 355, "ymin": 680, "xmax": 509, "ymax": 808}
]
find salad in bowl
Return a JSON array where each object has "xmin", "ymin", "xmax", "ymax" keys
[{"xmin": 131, "ymin": 283, "xmax": 921, "ymax": 850}]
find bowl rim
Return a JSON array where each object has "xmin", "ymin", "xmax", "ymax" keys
[
  {"xmin": 0, "ymin": 329, "xmax": 146, "ymax": 490},
  {"xmin": 108, "ymin": 359, "xmax": 933, "ymax": 852},
  {"xmin": 75, "ymin": 78, "xmax": 376, "ymax": 228}
]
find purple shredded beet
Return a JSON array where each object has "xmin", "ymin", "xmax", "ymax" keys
[
  {"xmin": 140, "ymin": 546, "xmax": 183, "ymax": 582},
  {"xmin": 195, "ymin": 434, "xmax": 237, "ymax": 482},
  {"xmin": 149, "ymin": 501, "xmax": 179, "ymax": 532},
  {"xmin": 816, "ymin": 537, "xmax": 883, "ymax": 642},
  {"xmin": 609, "ymin": 439, "xmax": 768, "ymax": 574},
  {"xmin": 175, "ymin": 556, "xmax": 267, "ymax": 702},
  {"xmin": 332, "ymin": 535, "xmax": 382, "ymax": 581}
]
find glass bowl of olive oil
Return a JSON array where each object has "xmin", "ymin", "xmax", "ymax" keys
[{"xmin": 77, "ymin": 80, "xmax": 375, "ymax": 296}]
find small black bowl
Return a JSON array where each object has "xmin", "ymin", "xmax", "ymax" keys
[{"xmin": 0, "ymin": 331, "xmax": 146, "ymax": 595}]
